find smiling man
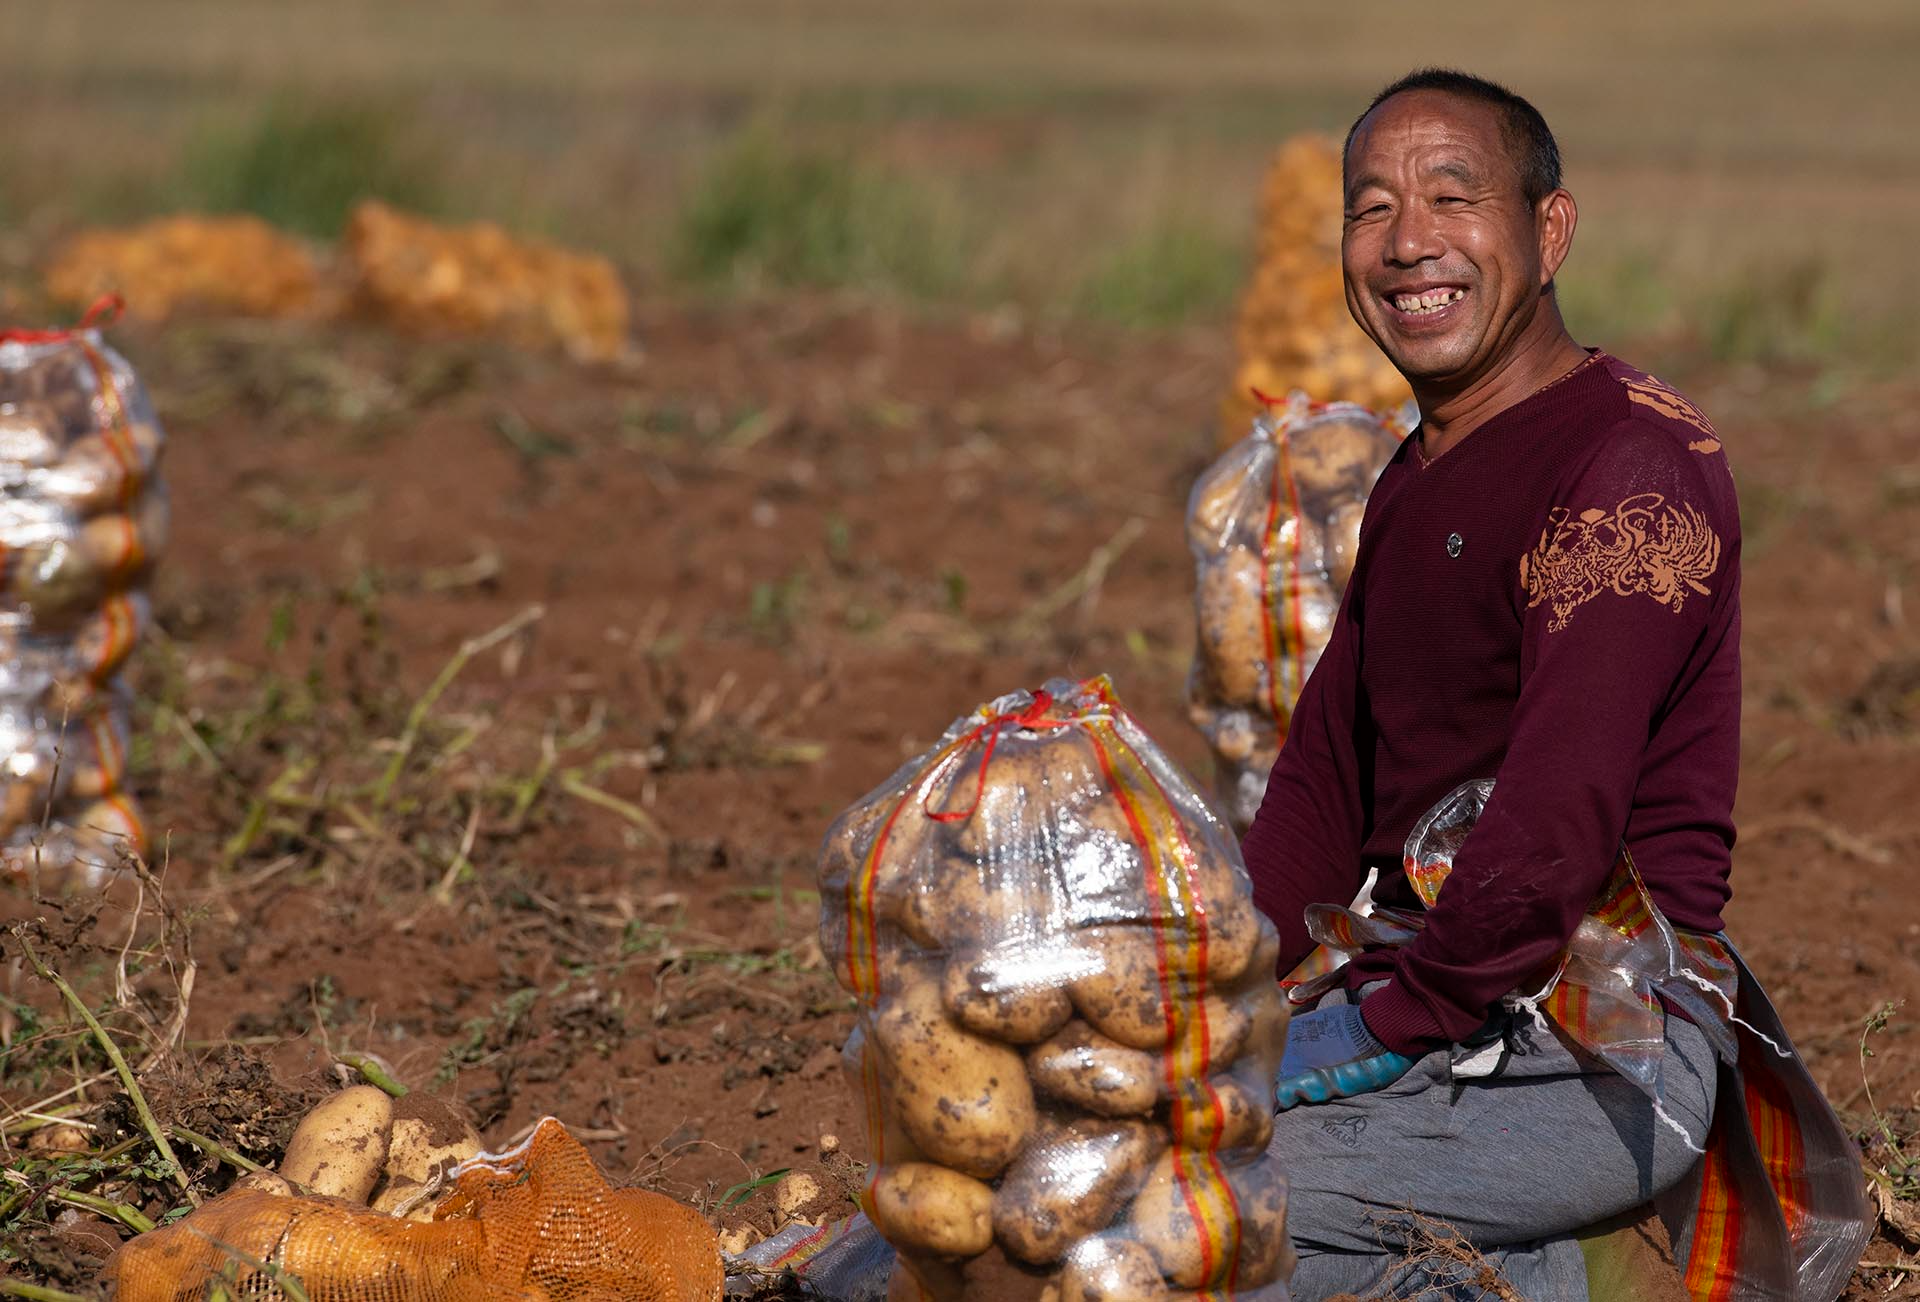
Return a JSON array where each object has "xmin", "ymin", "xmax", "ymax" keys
[{"xmin": 1240, "ymin": 70, "xmax": 1867, "ymax": 1300}]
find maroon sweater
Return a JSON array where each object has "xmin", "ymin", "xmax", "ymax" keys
[{"xmin": 1241, "ymin": 353, "xmax": 1741, "ymax": 1055}]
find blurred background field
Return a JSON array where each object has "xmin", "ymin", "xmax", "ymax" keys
[{"xmin": 4, "ymin": 0, "xmax": 1919, "ymax": 369}]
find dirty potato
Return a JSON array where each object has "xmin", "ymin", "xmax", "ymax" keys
[
  {"xmin": 1127, "ymin": 1151, "xmax": 1292, "ymax": 1289},
  {"xmin": 1193, "ymin": 553, "xmax": 1267, "ymax": 707},
  {"xmin": 992, "ymin": 1118, "xmax": 1166, "ymax": 1265},
  {"xmin": 1025, "ymin": 1022, "xmax": 1159, "ymax": 1118},
  {"xmin": 871, "ymin": 1162, "xmax": 996, "ymax": 1258},
  {"xmin": 874, "ymin": 967, "xmax": 1037, "ymax": 1179},
  {"xmin": 1166, "ymin": 1070, "xmax": 1275, "ymax": 1154},
  {"xmin": 943, "ymin": 950, "xmax": 1073, "ymax": 1045},
  {"xmin": 1055, "ymin": 1237, "xmax": 1171, "ymax": 1302},
  {"xmin": 277, "ymin": 1085, "xmax": 394, "ymax": 1202},
  {"xmin": 384, "ymin": 1093, "xmax": 483, "ymax": 1187}
]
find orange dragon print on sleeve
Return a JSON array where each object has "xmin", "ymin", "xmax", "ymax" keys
[
  {"xmin": 1519, "ymin": 492, "xmax": 1723, "ymax": 634},
  {"xmin": 1621, "ymin": 374, "xmax": 1722, "ymax": 455}
]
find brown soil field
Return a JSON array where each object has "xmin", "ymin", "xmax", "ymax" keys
[{"xmin": 3, "ymin": 301, "xmax": 1919, "ymax": 1296}]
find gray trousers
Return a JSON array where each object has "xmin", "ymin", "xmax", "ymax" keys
[{"xmin": 1274, "ymin": 986, "xmax": 1719, "ymax": 1301}]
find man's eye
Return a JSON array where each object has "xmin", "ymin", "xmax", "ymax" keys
[
  {"xmin": 1436, "ymin": 195, "xmax": 1467, "ymax": 206},
  {"xmin": 1348, "ymin": 203, "xmax": 1390, "ymax": 220}
]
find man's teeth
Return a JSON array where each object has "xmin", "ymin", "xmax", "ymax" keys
[{"xmin": 1393, "ymin": 288, "xmax": 1466, "ymax": 315}]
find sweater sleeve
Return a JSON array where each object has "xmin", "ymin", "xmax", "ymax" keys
[
  {"xmin": 1242, "ymin": 578, "xmax": 1371, "ymax": 977},
  {"xmin": 1358, "ymin": 421, "xmax": 1738, "ymax": 1053}
]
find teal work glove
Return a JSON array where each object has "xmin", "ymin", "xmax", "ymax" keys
[{"xmin": 1274, "ymin": 1003, "xmax": 1415, "ymax": 1110}]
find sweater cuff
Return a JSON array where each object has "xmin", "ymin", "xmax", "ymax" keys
[{"xmin": 1357, "ymin": 981, "xmax": 1448, "ymax": 1058}]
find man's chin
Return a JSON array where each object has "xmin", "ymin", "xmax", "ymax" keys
[{"xmin": 1376, "ymin": 339, "xmax": 1478, "ymax": 386}]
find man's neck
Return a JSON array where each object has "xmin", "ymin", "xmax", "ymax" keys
[{"xmin": 1414, "ymin": 312, "xmax": 1589, "ymax": 461}]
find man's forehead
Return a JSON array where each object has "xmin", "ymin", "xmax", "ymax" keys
[{"xmin": 1346, "ymin": 92, "xmax": 1515, "ymax": 187}]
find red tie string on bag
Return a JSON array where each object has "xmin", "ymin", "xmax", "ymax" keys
[
  {"xmin": 923, "ymin": 689, "xmax": 1067, "ymax": 824},
  {"xmin": 0, "ymin": 294, "xmax": 126, "ymax": 345}
]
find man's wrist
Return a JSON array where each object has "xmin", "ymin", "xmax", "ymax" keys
[{"xmin": 1356, "ymin": 982, "xmax": 1446, "ymax": 1058}]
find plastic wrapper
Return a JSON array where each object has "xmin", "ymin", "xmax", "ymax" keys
[
  {"xmin": 818, "ymin": 675, "xmax": 1292, "ymax": 1301},
  {"xmin": 0, "ymin": 302, "xmax": 162, "ymax": 887},
  {"xmin": 1186, "ymin": 394, "xmax": 1406, "ymax": 831},
  {"xmin": 1219, "ymin": 134, "xmax": 1411, "ymax": 444}
]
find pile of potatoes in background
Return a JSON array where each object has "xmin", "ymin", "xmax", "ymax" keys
[
  {"xmin": 1187, "ymin": 399, "xmax": 1406, "ymax": 832},
  {"xmin": 1219, "ymin": 134, "xmax": 1411, "ymax": 447},
  {"xmin": 818, "ymin": 678, "xmax": 1294, "ymax": 1301},
  {"xmin": 0, "ymin": 329, "xmax": 167, "ymax": 882}
]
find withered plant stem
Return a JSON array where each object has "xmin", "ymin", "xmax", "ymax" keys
[
  {"xmin": 11, "ymin": 930, "xmax": 195, "ymax": 1203},
  {"xmin": 373, "ymin": 603, "xmax": 545, "ymax": 810}
]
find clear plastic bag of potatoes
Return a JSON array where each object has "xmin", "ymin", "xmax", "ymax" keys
[
  {"xmin": 0, "ymin": 297, "xmax": 161, "ymax": 885},
  {"xmin": 817, "ymin": 675, "xmax": 1293, "ymax": 1301},
  {"xmin": 1186, "ymin": 392, "xmax": 1408, "ymax": 832}
]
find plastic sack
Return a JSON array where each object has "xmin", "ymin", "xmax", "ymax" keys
[
  {"xmin": 0, "ymin": 299, "xmax": 161, "ymax": 885},
  {"xmin": 1186, "ymin": 394, "xmax": 1406, "ymax": 831},
  {"xmin": 817, "ymin": 675, "xmax": 1292, "ymax": 1300},
  {"xmin": 105, "ymin": 1116, "xmax": 724, "ymax": 1301}
]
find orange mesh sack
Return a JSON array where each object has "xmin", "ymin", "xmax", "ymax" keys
[
  {"xmin": 1, "ymin": 301, "xmax": 162, "ymax": 886},
  {"xmin": 1187, "ymin": 394, "xmax": 1406, "ymax": 832},
  {"xmin": 345, "ymin": 202, "xmax": 631, "ymax": 363},
  {"xmin": 44, "ymin": 215, "xmax": 321, "ymax": 321},
  {"xmin": 104, "ymin": 1117, "xmax": 723, "ymax": 1301},
  {"xmin": 818, "ymin": 675, "xmax": 1293, "ymax": 1300},
  {"xmin": 1220, "ymin": 134, "xmax": 1410, "ymax": 444}
]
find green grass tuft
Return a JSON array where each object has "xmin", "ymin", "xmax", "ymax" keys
[
  {"xmin": 174, "ymin": 98, "xmax": 443, "ymax": 238},
  {"xmin": 1075, "ymin": 220, "xmax": 1246, "ymax": 330},
  {"xmin": 670, "ymin": 126, "xmax": 963, "ymax": 298}
]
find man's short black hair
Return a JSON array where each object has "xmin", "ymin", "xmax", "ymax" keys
[{"xmin": 1344, "ymin": 68, "xmax": 1563, "ymax": 205}]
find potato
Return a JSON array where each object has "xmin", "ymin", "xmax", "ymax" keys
[
  {"xmin": 1163, "ymin": 996, "xmax": 1252, "ymax": 1075},
  {"xmin": 0, "ymin": 402, "xmax": 64, "ymax": 467},
  {"xmin": 59, "ymin": 706, "xmax": 130, "ymax": 802},
  {"xmin": 369, "ymin": 1176, "xmax": 436, "ymax": 1221},
  {"xmin": 1067, "ymin": 929, "xmax": 1249, "ymax": 1055},
  {"xmin": 1323, "ymin": 499, "xmax": 1366, "ymax": 591},
  {"xmin": 1056, "ymin": 1237, "xmax": 1170, "ymax": 1302},
  {"xmin": 1287, "ymin": 413, "xmax": 1393, "ymax": 499},
  {"xmin": 385, "ymin": 1093, "xmax": 482, "ymax": 1187},
  {"xmin": 1192, "ymin": 552, "xmax": 1266, "ymax": 707},
  {"xmin": 67, "ymin": 591, "xmax": 148, "ymax": 688},
  {"xmin": 906, "ymin": 853, "xmax": 1057, "ymax": 953},
  {"xmin": 278, "ymin": 1084, "xmax": 393, "ymax": 1202},
  {"xmin": 874, "ymin": 967, "xmax": 1037, "ymax": 1179},
  {"xmin": 1025, "ymin": 1022, "xmax": 1158, "ymax": 1118},
  {"xmin": 871, "ymin": 1162, "xmax": 995, "ymax": 1258},
  {"xmin": 992, "ymin": 1118, "xmax": 1166, "ymax": 1265},
  {"xmin": 1167, "ymin": 1071, "xmax": 1274, "ymax": 1154},
  {"xmin": 75, "ymin": 487, "xmax": 168, "ymax": 580},
  {"xmin": 1127, "ymin": 1151, "xmax": 1291, "ymax": 1289},
  {"xmin": 65, "ymin": 794, "xmax": 148, "ymax": 862},
  {"xmin": 1186, "ymin": 450, "xmax": 1257, "ymax": 553},
  {"xmin": 36, "ymin": 421, "xmax": 163, "ymax": 515},
  {"xmin": 943, "ymin": 950, "xmax": 1073, "ymax": 1045}
]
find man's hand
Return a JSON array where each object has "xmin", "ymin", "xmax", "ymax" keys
[{"xmin": 1274, "ymin": 1003, "xmax": 1415, "ymax": 1110}]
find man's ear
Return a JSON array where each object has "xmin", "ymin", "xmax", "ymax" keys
[{"xmin": 1536, "ymin": 188, "xmax": 1577, "ymax": 285}]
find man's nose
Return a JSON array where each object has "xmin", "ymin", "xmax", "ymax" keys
[{"xmin": 1385, "ymin": 203, "xmax": 1445, "ymax": 266}]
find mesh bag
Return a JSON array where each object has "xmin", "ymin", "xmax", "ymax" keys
[
  {"xmin": 1186, "ymin": 394, "xmax": 1406, "ymax": 831},
  {"xmin": 345, "ymin": 202, "xmax": 631, "ymax": 363},
  {"xmin": 818, "ymin": 675, "xmax": 1293, "ymax": 1300},
  {"xmin": 104, "ymin": 1117, "xmax": 723, "ymax": 1301},
  {"xmin": 45, "ymin": 215, "xmax": 322, "ymax": 322},
  {"xmin": 0, "ymin": 298, "xmax": 161, "ymax": 885},
  {"xmin": 1219, "ymin": 134, "xmax": 1410, "ymax": 444}
]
